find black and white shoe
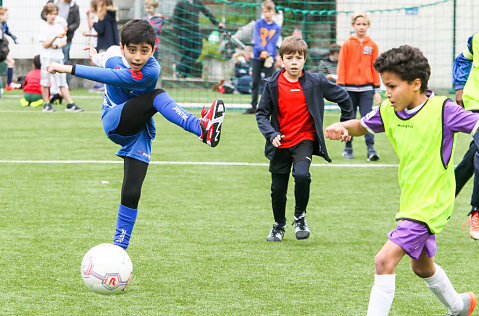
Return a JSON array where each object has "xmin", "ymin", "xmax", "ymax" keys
[
  {"xmin": 293, "ymin": 214, "xmax": 310, "ymax": 240},
  {"xmin": 267, "ymin": 223, "xmax": 285, "ymax": 242},
  {"xmin": 65, "ymin": 103, "xmax": 84, "ymax": 112},
  {"xmin": 367, "ymin": 145, "xmax": 380, "ymax": 161},
  {"xmin": 42, "ymin": 103, "xmax": 55, "ymax": 112}
]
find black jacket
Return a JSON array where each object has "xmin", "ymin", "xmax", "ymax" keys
[
  {"xmin": 93, "ymin": 9, "xmax": 119, "ymax": 51},
  {"xmin": 42, "ymin": 0, "xmax": 80, "ymax": 43},
  {"xmin": 256, "ymin": 70, "xmax": 354, "ymax": 162}
]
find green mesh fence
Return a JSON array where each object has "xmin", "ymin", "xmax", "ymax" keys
[{"xmin": 152, "ymin": 0, "xmax": 476, "ymax": 107}]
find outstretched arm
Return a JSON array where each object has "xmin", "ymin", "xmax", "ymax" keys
[
  {"xmin": 47, "ymin": 63, "xmax": 73, "ymax": 74},
  {"xmin": 325, "ymin": 119, "xmax": 368, "ymax": 142}
]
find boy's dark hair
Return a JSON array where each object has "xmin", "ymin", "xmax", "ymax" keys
[
  {"xmin": 33, "ymin": 55, "xmax": 41, "ymax": 69},
  {"xmin": 120, "ymin": 19, "xmax": 156, "ymax": 49},
  {"xmin": 42, "ymin": 3, "xmax": 58, "ymax": 16},
  {"xmin": 278, "ymin": 36, "xmax": 308, "ymax": 58},
  {"xmin": 374, "ymin": 45, "xmax": 430, "ymax": 93}
]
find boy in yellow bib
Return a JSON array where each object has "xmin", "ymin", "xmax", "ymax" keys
[{"xmin": 326, "ymin": 45, "xmax": 478, "ymax": 315}]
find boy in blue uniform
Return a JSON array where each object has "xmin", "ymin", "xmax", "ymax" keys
[
  {"xmin": 47, "ymin": 19, "xmax": 225, "ymax": 250},
  {"xmin": 244, "ymin": 0, "xmax": 281, "ymax": 114},
  {"xmin": 326, "ymin": 45, "xmax": 477, "ymax": 316}
]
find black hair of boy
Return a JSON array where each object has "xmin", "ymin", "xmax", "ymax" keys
[
  {"xmin": 120, "ymin": 19, "xmax": 156, "ymax": 49},
  {"xmin": 373, "ymin": 45, "xmax": 430, "ymax": 93},
  {"xmin": 33, "ymin": 55, "xmax": 41, "ymax": 69}
]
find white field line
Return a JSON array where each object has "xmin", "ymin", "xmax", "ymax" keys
[
  {"xmin": 0, "ymin": 95, "xmax": 343, "ymax": 111},
  {"xmin": 0, "ymin": 160, "xmax": 399, "ymax": 168}
]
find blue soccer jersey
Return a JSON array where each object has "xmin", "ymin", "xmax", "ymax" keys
[{"xmin": 73, "ymin": 46, "xmax": 161, "ymax": 163}]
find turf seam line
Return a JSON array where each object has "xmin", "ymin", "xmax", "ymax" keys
[{"xmin": 0, "ymin": 160, "xmax": 399, "ymax": 167}]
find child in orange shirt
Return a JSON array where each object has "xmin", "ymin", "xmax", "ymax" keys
[{"xmin": 337, "ymin": 11, "xmax": 382, "ymax": 161}]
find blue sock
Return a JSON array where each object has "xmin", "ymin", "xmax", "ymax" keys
[
  {"xmin": 113, "ymin": 204, "xmax": 138, "ymax": 250},
  {"xmin": 6, "ymin": 68, "xmax": 13, "ymax": 85},
  {"xmin": 153, "ymin": 92, "xmax": 202, "ymax": 136}
]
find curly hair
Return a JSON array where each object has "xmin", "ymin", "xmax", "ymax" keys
[{"xmin": 374, "ymin": 45, "xmax": 430, "ymax": 93}]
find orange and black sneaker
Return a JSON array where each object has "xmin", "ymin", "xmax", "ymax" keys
[
  {"xmin": 199, "ymin": 99, "xmax": 225, "ymax": 147},
  {"xmin": 462, "ymin": 208, "xmax": 479, "ymax": 240}
]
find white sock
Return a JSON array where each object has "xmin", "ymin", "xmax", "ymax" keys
[
  {"xmin": 367, "ymin": 274, "xmax": 396, "ymax": 316},
  {"xmin": 423, "ymin": 263, "xmax": 463, "ymax": 313}
]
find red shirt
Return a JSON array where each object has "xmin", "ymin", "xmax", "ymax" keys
[
  {"xmin": 277, "ymin": 70, "xmax": 315, "ymax": 148},
  {"xmin": 23, "ymin": 69, "xmax": 42, "ymax": 95}
]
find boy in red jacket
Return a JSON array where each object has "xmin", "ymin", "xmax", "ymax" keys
[
  {"xmin": 256, "ymin": 36, "xmax": 353, "ymax": 241},
  {"xmin": 20, "ymin": 55, "xmax": 44, "ymax": 108}
]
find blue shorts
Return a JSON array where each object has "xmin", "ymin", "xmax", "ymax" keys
[
  {"xmin": 102, "ymin": 103, "xmax": 155, "ymax": 164},
  {"xmin": 388, "ymin": 220, "xmax": 437, "ymax": 260}
]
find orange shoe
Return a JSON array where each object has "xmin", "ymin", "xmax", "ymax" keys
[
  {"xmin": 452, "ymin": 292, "xmax": 476, "ymax": 316},
  {"xmin": 462, "ymin": 209, "xmax": 479, "ymax": 240}
]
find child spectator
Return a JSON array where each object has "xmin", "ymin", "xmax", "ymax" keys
[
  {"xmin": 41, "ymin": 0, "xmax": 80, "ymax": 70},
  {"xmin": 0, "ymin": 7, "xmax": 20, "ymax": 92},
  {"xmin": 325, "ymin": 45, "xmax": 477, "ymax": 316},
  {"xmin": 143, "ymin": 0, "xmax": 165, "ymax": 63},
  {"xmin": 20, "ymin": 55, "xmax": 44, "ymax": 108},
  {"xmin": 337, "ymin": 12, "xmax": 382, "ymax": 160},
  {"xmin": 93, "ymin": 0, "xmax": 119, "ymax": 52},
  {"xmin": 84, "ymin": 0, "xmax": 98, "ymax": 50},
  {"xmin": 46, "ymin": 19, "xmax": 225, "ymax": 250},
  {"xmin": 244, "ymin": 0, "xmax": 281, "ymax": 114},
  {"xmin": 84, "ymin": 0, "xmax": 104, "ymax": 92},
  {"xmin": 256, "ymin": 36, "xmax": 353, "ymax": 242},
  {"xmin": 39, "ymin": 3, "xmax": 82, "ymax": 112},
  {"xmin": 314, "ymin": 44, "xmax": 340, "ymax": 83},
  {"xmin": 232, "ymin": 46, "xmax": 252, "ymax": 94}
]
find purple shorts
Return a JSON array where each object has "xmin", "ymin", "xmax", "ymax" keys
[{"xmin": 388, "ymin": 220, "xmax": 437, "ymax": 260}]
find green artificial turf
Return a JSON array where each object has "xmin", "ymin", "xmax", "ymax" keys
[{"xmin": 0, "ymin": 89, "xmax": 477, "ymax": 315}]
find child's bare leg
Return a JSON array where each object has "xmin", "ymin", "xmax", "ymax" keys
[
  {"xmin": 367, "ymin": 240, "xmax": 405, "ymax": 316},
  {"xmin": 41, "ymin": 86, "xmax": 50, "ymax": 103},
  {"xmin": 59, "ymin": 86, "xmax": 72, "ymax": 104}
]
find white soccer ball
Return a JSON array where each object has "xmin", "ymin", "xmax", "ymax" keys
[{"xmin": 80, "ymin": 243, "xmax": 133, "ymax": 294}]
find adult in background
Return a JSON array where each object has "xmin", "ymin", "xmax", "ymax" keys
[
  {"xmin": 92, "ymin": 0, "xmax": 119, "ymax": 52},
  {"xmin": 173, "ymin": 0, "xmax": 219, "ymax": 78},
  {"xmin": 41, "ymin": 0, "xmax": 80, "ymax": 68}
]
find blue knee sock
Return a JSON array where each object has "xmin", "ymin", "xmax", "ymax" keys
[
  {"xmin": 6, "ymin": 68, "xmax": 13, "ymax": 85},
  {"xmin": 153, "ymin": 92, "xmax": 201, "ymax": 136},
  {"xmin": 113, "ymin": 204, "xmax": 138, "ymax": 250}
]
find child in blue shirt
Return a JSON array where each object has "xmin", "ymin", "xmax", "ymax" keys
[
  {"xmin": 244, "ymin": 0, "xmax": 281, "ymax": 114},
  {"xmin": 46, "ymin": 19, "xmax": 225, "ymax": 250}
]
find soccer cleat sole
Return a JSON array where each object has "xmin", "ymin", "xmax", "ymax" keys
[
  {"xmin": 206, "ymin": 99, "xmax": 225, "ymax": 147},
  {"xmin": 296, "ymin": 231, "xmax": 310, "ymax": 240},
  {"xmin": 267, "ymin": 236, "xmax": 283, "ymax": 242}
]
